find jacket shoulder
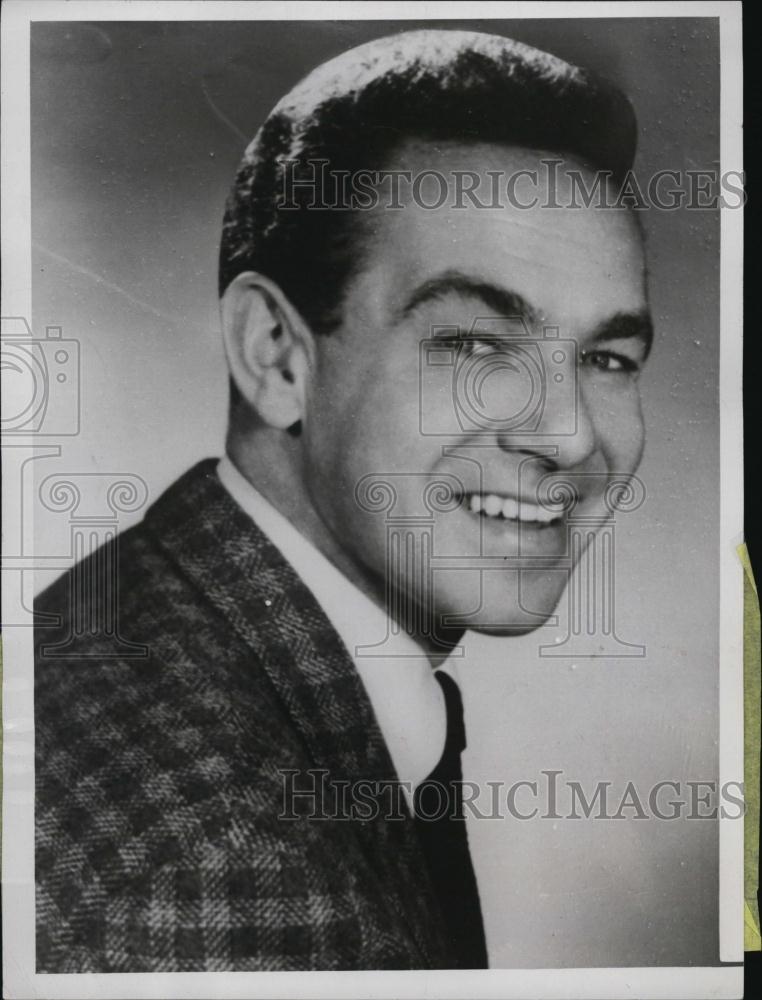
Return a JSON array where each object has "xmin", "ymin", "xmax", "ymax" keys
[{"xmin": 34, "ymin": 461, "xmax": 433, "ymax": 972}]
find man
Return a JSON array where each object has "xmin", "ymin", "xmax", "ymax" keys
[{"xmin": 34, "ymin": 29, "xmax": 652, "ymax": 972}]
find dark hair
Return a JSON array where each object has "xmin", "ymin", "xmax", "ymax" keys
[{"xmin": 219, "ymin": 29, "xmax": 637, "ymax": 336}]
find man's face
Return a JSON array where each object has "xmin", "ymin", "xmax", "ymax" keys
[{"xmin": 302, "ymin": 142, "xmax": 650, "ymax": 637}]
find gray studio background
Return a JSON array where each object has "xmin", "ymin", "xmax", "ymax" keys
[{"xmin": 30, "ymin": 18, "xmax": 720, "ymax": 967}]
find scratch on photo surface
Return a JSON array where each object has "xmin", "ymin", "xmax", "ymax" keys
[
  {"xmin": 33, "ymin": 243, "xmax": 187, "ymax": 326},
  {"xmin": 200, "ymin": 75, "xmax": 248, "ymax": 143}
]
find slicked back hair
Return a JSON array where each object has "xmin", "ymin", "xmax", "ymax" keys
[{"xmin": 219, "ymin": 29, "xmax": 637, "ymax": 337}]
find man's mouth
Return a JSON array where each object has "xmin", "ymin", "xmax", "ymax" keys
[{"xmin": 465, "ymin": 491, "xmax": 561, "ymax": 526}]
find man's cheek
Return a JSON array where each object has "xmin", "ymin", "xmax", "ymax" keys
[
  {"xmin": 591, "ymin": 391, "xmax": 645, "ymax": 471},
  {"xmin": 354, "ymin": 405, "xmax": 428, "ymax": 473}
]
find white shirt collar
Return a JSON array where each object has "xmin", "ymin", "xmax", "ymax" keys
[{"xmin": 216, "ymin": 455, "xmax": 449, "ymax": 792}]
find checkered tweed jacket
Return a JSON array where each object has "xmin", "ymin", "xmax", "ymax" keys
[{"xmin": 35, "ymin": 459, "xmax": 454, "ymax": 972}]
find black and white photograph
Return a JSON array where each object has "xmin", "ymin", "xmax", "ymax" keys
[{"xmin": 1, "ymin": 2, "xmax": 747, "ymax": 997}]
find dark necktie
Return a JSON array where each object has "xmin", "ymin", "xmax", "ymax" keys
[{"xmin": 413, "ymin": 670, "xmax": 488, "ymax": 969}]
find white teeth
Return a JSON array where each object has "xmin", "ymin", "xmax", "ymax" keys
[
  {"xmin": 483, "ymin": 494, "xmax": 503, "ymax": 517},
  {"xmin": 467, "ymin": 493, "xmax": 559, "ymax": 525},
  {"xmin": 518, "ymin": 500, "xmax": 535, "ymax": 522},
  {"xmin": 502, "ymin": 497, "xmax": 518, "ymax": 520},
  {"xmin": 538, "ymin": 506, "xmax": 559, "ymax": 524}
]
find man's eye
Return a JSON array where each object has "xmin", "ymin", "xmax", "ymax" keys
[
  {"xmin": 438, "ymin": 333, "xmax": 494, "ymax": 355},
  {"xmin": 580, "ymin": 349, "xmax": 639, "ymax": 374},
  {"xmin": 463, "ymin": 338, "xmax": 494, "ymax": 356}
]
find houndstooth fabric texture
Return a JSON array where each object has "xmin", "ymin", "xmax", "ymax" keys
[{"xmin": 35, "ymin": 460, "xmax": 452, "ymax": 972}]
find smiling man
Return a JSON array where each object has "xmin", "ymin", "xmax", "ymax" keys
[{"xmin": 35, "ymin": 29, "xmax": 651, "ymax": 973}]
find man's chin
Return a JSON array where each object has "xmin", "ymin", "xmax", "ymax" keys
[
  {"xmin": 465, "ymin": 619, "xmax": 552, "ymax": 638},
  {"xmin": 435, "ymin": 574, "xmax": 567, "ymax": 638}
]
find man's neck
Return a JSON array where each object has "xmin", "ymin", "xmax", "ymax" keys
[{"xmin": 226, "ymin": 433, "xmax": 463, "ymax": 666}]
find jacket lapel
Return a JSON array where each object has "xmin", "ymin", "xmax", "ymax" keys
[{"xmin": 144, "ymin": 459, "xmax": 449, "ymax": 966}]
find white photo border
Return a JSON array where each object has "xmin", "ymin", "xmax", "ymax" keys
[{"xmin": 1, "ymin": 1, "xmax": 745, "ymax": 997}]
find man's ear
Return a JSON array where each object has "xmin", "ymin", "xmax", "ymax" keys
[{"xmin": 220, "ymin": 272, "xmax": 314, "ymax": 430}]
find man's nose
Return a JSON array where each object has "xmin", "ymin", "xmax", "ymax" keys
[{"xmin": 494, "ymin": 384, "xmax": 598, "ymax": 469}]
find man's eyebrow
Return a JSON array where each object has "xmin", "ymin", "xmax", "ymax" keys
[
  {"xmin": 401, "ymin": 270, "xmax": 654, "ymax": 356},
  {"xmin": 400, "ymin": 270, "xmax": 540, "ymax": 325},
  {"xmin": 590, "ymin": 311, "xmax": 654, "ymax": 358}
]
